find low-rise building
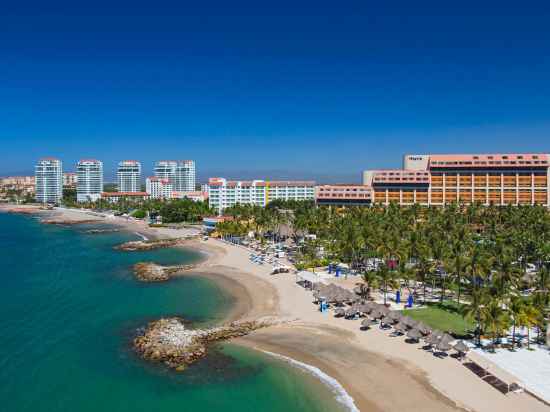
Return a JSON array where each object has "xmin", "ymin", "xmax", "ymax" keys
[
  {"xmin": 146, "ymin": 177, "xmax": 173, "ymax": 199},
  {"xmin": 172, "ymin": 191, "xmax": 208, "ymax": 202},
  {"xmin": 206, "ymin": 177, "xmax": 316, "ymax": 213},
  {"xmin": 0, "ymin": 176, "xmax": 35, "ymax": 194},
  {"xmin": 63, "ymin": 173, "xmax": 77, "ymax": 187},
  {"xmin": 315, "ymin": 184, "xmax": 372, "ymax": 206},
  {"xmin": 100, "ymin": 192, "xmax": 149, "ymax": 203}
]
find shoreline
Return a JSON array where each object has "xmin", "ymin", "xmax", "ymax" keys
[{"xmin": 5, "ymin": 204, "xmax": 549, "ymax": 412}]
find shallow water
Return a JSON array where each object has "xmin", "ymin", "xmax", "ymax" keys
[{"xmin": 0, "ymin": 213, "xmax": 348, "ymax": 412}]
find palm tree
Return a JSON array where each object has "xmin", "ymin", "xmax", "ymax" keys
[
  {"xmin": 517, "ymin": 301, "xmax": 539, "ymax": 350},
  {"xmin": 508, "ymin": 296, "xmax": 525, "ymax": 350},
  {"xmin": 481, "ymin": 299, "xmax": 510, "ymax": 350},
  {"xmin": 375, "ymin": 264, "xmax": 397, "ymax": 305},
  {"xmin": 361, "ymin": 270, "xmax": 379, "ymax": 301},
  {"xmin": 462, "ymin": 288, "xmax": 489, "ymax": 346}
]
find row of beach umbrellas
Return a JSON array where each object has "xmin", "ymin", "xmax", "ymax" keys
[
  {"xmin": 313, "ymin": 283, "xmax": 356, "ymax": 304},
  {"xmin": 329, "ymin": 299, "xmax": 470, "ymax": 356}
]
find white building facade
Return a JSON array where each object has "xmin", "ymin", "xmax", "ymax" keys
[
  {"xmin": 35, "ymin": 158, "xmax": 63, "ymax": 204},
  {"xmin": 146, "ymin": 177, "xmax": 173, "ymax": 199},
  {"xmin": 175, "ymin": 160, "xmax": 195, "ymax": 192},
  {"xmin": 76, "ymin": 159, "xmax": 103, "ymax": 202},
  {"xmin": 154, "ymin": 160, "xmax": 195, "ymax": 192},
  {"xmin": 206, "ymin": 178, "xmax": 315, "ymax": 213},
  {"xmin": 117, "ymin": 160, "xmax": 141, "ymax": 192}
]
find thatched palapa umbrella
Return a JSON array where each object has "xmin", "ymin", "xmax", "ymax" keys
[
  {"xmin": 361, "ymin": 319, "xmax": 371, "ymax": 329},
  {"xmin": 393, "ymin": 323, "xmax": 406, "ymax": 334},
  {"xmin": 334, "ymin": 308, "xmax": 345, "ymax": 317},
  {"xmin": 406, "ymin": 328, "xmax": 423, "ymax": 342},
  {"xmin": 453, "ymin": 340, "xmax": 469, "ymax": 358},
  {"xmin": 436, "ymin": 340, "xmax": 452, "ymax": 352}
]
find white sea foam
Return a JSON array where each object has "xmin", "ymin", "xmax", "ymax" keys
[
  {"xmin": 261, "ymin": 350, "xmax": 360, "ymax": 412},
  {"xmin": 135, "ymin": 232, "xmax": 148, "ymax": 241}
]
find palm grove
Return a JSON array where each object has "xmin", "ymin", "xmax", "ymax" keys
[{"xmin": 217, "ymin": 201, "xmax": 550, "ymax": 348}]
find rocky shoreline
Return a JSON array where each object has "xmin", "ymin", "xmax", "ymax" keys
[
  {"xmin": 133, "ymin": 262, "xmax": 199, "ymax": 282},
  {"xmin": 115, "ymin": 237, "xmax": 197, "ymax": 251},
  {"xmin": 133, "ymin": 317, "xmax": 271, "ymax": 371}
]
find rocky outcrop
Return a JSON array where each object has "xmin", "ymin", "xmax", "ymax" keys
[
  {"xmin": 133, "ymin": 318, "xmax": 270, "ymax": 370},
  {"xmin": 115, "ymin": 237, "xmax": 196, "ymax": 251},
  {"xmin": 133, "ymin": 262, "xmax": 199, "ymax": 282}
]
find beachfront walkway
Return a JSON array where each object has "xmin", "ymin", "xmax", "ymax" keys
[{"xmin": 472, "ymin": 342, "xmax": 550, "ymax": 403}]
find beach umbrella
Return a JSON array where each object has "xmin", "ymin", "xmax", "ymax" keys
[
  {"xmin": 379, "ymin": 305, "xmax": 390, "ymax": 315},
  {"xmin": 334, "ymin": 308, "xmax": 345, "ymax": 317},
  {"xmin": 361, "ymin": 319, "xmax": 371, "ymax": 328},
  {"xmin": 393, "ymin": 323, "xmax": 406, "ymax": 333},
  {"xmin": 440, "ymin": 333, "xmax": 455, "ymax": 344},
  {"xmin": 424, "ymin": 333, "xmax": 440, "ymax": 345},
  {"xmin": 416, "ymin": 322, "xmax": 431, "ymax": 335},
  {"xmin": 406, "ymin": 328, "xmax": 423, "ymax": 341},
  {"xmin": 353, "ymin": 286, "xmax": 362, "ymax": 295},
  {"xmin": 380, "ymin": 316, "xmax": 392, "ymax": 325},
  {"xmin": 345, "ymin": 308, "xmax": 358, "ymax": 318},
  {"xmin": 430, "ymin": 329, "xmax": 443, "ymax": 339},
  {"xmin": 436, "ymin": 340, "xmax": 452, "ymax": 352},
  {"xmin": 388, "ymin": 311, "xmax": 402, "ymax": 321},
  {"xmin": 453, "ymin": 340, "xmax": 469, "ymax": 354}
]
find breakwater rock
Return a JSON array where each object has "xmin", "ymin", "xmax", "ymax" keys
[
  {"xmin": 115, "ymin": 237, "xmax": 196, "ymax": 251},
  {"xmin": 133, "ymin": 262, "xmax": 199, "ymax": 282},
  {"xmin": 133, "ymin": 318, "xmax": 270, "ymax": 370}
]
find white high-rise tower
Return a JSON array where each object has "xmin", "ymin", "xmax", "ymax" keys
[
  {"xmin": 35, "ymin": 158, "xmax": 63, "ymax": 204},
  {"xmin": 117, "ymin": 160, "xmax": 141, "ymax": 192},
  {"xmin": 77, "ymin": 159, "xmax": 103, "ymax": 202}
]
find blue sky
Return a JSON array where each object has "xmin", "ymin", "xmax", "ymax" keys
[{"xmin": 1, "ymin": 1, "xmax": 549, "ymax": 182}]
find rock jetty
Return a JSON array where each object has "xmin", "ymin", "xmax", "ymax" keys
[
  {"xmin": 115, "ymin": 237, "xmax": 195, "ymax": 251},
  {"xmin": 133, "ymin": 318, "xmax": 269, "ymax": 370},
  {"xmin": 133, "ymin": 262, "xmax": 199, "ymax": 282}
]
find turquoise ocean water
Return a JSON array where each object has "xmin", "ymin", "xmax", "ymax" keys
[{"xmin": 0, "ymin": 213, "xmax": 348, "ymax": 412}]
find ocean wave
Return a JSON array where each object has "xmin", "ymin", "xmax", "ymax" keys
[
  {"xmin": 135, "ymin": 232, "xmax": 148, "ymax": 241},
  {"xmin": 260, "ymin": 350, "xmax": 360, "ymax": 412}
]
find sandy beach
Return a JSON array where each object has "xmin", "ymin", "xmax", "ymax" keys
[{"xmin": 5, "ymin": 204, "xmax": 549, "ymax": 412}]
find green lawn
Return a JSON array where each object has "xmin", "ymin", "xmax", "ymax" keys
[{"xmin": 402, "ymin": 302, "xmax": 475, "ymax": 337}]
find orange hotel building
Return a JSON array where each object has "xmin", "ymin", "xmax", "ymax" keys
[{"xmin": 315, "ymin": 154, "xmax": 550, "ymax": 207}]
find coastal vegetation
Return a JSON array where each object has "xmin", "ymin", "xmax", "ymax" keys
[
  {"xmin": 64, "ymin": 197, "xmax": 214, "ymax": 224},
  {"xmin": 217, "ymin": 201, "xmax": 550, "ymax": 345}
]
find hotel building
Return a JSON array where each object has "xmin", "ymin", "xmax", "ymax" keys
[
  {"xmin": 35, "ymin": 158, "xmax": 63, "ymax": 204},
  {"xmin": 63, "ymin": 173, "xmax": 77, "ymax": 187},
  {"xmin": 154, "ymin": 160, "xmax": 195, "ymax": 192},
  {"xmin": 76, "ymin": 159, "xmax": 103, "ymax": 203},
  {"xmin": 146, "ymin": 177, "xmax": 173, "ymax": 199},
  {"xmin": 362, "ymin": 153, "xmax": 550, "ymax": 207},
  {"xmin": 315, "ymin": 184, "xmax": 372, "ymax": 206},
  {"xmin": 206, "ymin": 178, "xmax": 316, "ymax": 213},
  {"xmin": 314, "ymin": 153, "xmax": 550, "ymax": 208},
  {"xmin": 117, "ymin": 160, "xmax": 141, "ymax": 192}
]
